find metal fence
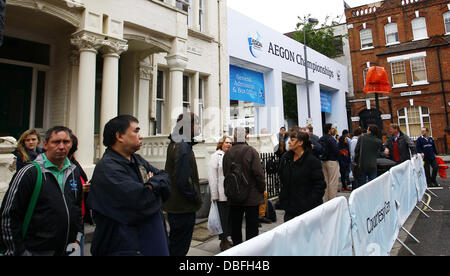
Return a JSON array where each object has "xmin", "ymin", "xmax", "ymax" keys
[{"xmin": 260, "ymin": 152, "xmax": 281, "ymax": 199}]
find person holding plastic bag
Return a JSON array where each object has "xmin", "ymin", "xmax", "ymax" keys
[{"xmin": 208, "ymin": 136, "xmax": 233, "ymax": 251}]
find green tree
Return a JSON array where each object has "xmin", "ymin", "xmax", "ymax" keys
[{"xmin": 292, "ymin": 15, "xmax": 343, "ymax": 58}]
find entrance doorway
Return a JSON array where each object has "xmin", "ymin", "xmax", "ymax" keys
[
  {"xmin": 359, "ymin": 109, "xmax": 382, "ymax": 131},
  {"xmin": 0, "ymin": 63, "xmax": 32, "ymax": 138},
  {"xmin": 282, "ymin": 81, "xmax": 298, "ymax": 129}
]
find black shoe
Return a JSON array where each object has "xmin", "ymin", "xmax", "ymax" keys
[{"xmin": 259, "ymin": 217, "xmax": 273, "ymax": 224}]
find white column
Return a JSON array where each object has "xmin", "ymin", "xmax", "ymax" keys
[
  {"xmin": 71, "ymin": 32, "xmax": 101, "ymax": 166},
  {"xmin": 137, "ymin": 60, "xmax": 152, "ymax": 137},
  {"xmin": 99, "ymin": 40, "xmax": 128, "ymax": 156},
  {"xmin": 192, "ymin": 71, "xmax": 200, "ymax": 116},
  {"xmin": 166, "ymin": 54, "xmax": 188, "ymax": 131},
  {"xmin": 68, "ymin": 51, "xmax": 79, "ymax": 133}
]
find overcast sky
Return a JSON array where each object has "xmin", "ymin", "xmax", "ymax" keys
[{"xmin": 227, "ymin": 0, "xmax": 381, "ymax": 33}]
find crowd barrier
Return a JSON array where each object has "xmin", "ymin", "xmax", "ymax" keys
[{"xmin": 216, "ymin": 155, "xmax": 432, "ymax": 256}]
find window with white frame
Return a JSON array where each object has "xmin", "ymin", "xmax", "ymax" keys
[
  {"xmin": 410, "ymin": 57, "xmax": 427, "ymax": 84},
  {"xmin": 176, "ymin": 0, "xmax": 192, "ymax": 27},
  {"xmin": 385, "ymin": 23, "xmax": 399, "ymax": 45},
  {"xmin": 199, "ymin": 0, "xmax": 205, "ymax": 32},
  {"xmin": 412, "ymin": 17, "xmax": 428, "ymax": 40},
  {"xmin": 183, "ymin": 75, "xmax": 191, "ymax": 112},
  {"xmin": 398, "ymin": 106, "xmax": 431, "ymax": 138},
  {"xmin": 156, "ymin": 70, "xmax": 165, "ymax": 135},
  {"xmin": 444, "ymin": 11, "xmax": 450, "ymax": 34},
  {"xmin": 360, "ymin": 28, "xmax": 373, "ymax": 49},
  {"xmin": 391, "ymin": 61, "xmax": 407, "ymax": 86}
]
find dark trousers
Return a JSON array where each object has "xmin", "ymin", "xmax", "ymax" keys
[
  {"xmin": 424, "ymin": 158, "xmax": 438, "ymax": 186},
  {"xmin": 229, "ymin": 205, "xmax": 259, "ymax": 246},
  {"xmin": 217, "ymin": 201, "xmax": 231, "ymax": 241},
  {"xmin": 167, "ymin": 212, "xmax": 196, "ymax": 256},
  {"xmin": 340, "ymin": 166, "xmax": 350, "ymax": 189}
]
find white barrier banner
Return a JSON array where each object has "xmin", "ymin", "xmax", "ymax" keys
[
  {"xmin": 217, "ymin": 197, "xmax": 353, "ymax": 256},
  {"xmin": 390, "ymin": 161, "xmax": 417, "ymax": 227},
  {"xmin": 349, "ymin": 172, "xmax": 399, "ymax": 256},
  {"xmin": 411, "ymin": 155, "xmax": 427, "ymax": 200}
]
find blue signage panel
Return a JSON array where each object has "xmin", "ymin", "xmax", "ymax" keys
[
  {"xmin": 320, "ymin": 90, "xmax": 332, "ymax": 113},
  {"xmin": 230, "ymin": 65, "xmax": 265, "ymax": 104}
]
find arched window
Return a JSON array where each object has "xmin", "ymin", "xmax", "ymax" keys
[
  {"xmin": 411, "ymin": 17, "xmax": 428, "ymax": 40},
  {"xmin": 360, "ymin": 29, "xmax": 373, "ymax": 49},
  {"xmin": 398, "ymin": 106, "xmax": 431, "ymax": 139}
]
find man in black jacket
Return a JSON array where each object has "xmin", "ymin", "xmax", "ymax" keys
[
  {"xmin": 319, "ymin": 124, "xmax": 340, "ymax": 202},
  {"xmin": 88, "ymin": 115, "xmax": 170, "ymax": 256},
  {"xmin": 0, "ymin": 126, "xmax": 83, "ymax": 256},
  {"xmin": 163, "ymin": 112, "xmax": 202, "ymax": 256},
  {"xmin": 0, "ymin": 0, "xmax": 5, "ymax": 47}
]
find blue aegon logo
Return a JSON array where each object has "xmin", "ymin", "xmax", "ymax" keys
[
  {"xmin": 248, "ymin": 32, "xmax": 263, "ymax": 58},
  {"xmin": 367, "ymin": 201, "xmax": 391, "ymax": 234}
]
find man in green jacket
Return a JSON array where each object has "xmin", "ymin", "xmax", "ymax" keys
[
  {"xmin": 163, "ymin": 112, "xmax": 202, "ymax": 256},
  {"xmin": 354, "ymin": 124, "xmax": 383, "ymax": 188}
]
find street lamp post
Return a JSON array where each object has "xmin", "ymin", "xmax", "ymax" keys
[{"xmin": 304, "ymin": 17, "xmax": 319, "ymax": 121}]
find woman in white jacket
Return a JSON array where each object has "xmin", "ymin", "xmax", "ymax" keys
[{"xmin": 208, "ymin": 136, "xmax": 233, "ymax": 251}]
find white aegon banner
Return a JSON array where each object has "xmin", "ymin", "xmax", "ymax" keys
[
  {"xmin": 217, "ymin": 197, "xmax": 352, "ymax": 256},
  {"xmin": 411, "ymin": 155, "xmax": 428, "ymax": 201},
  {"xmin": 390, "ymin": 161, "xmax": 417, "ymax": 227},
  {"xmin": 349, "ymin": 172, "xmax": 399, "ymax": 256}
]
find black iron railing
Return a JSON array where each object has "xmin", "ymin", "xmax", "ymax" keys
[{"xmin": 260, "ymin": 153, "xmax": 281, "ymax": 199}]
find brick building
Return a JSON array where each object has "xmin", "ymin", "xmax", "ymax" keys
[{"xmin": 345, "ymin": 0, "xmax": 450, "ymax": 153}]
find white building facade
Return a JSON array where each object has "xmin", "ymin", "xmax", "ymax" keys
[
  {"xmin": 228, "ymin": 9, "xmax": 349, "ymax": 137},
  {"xmin": 0, "ymin": 0, "xmax": 229, "ymax": 178}
]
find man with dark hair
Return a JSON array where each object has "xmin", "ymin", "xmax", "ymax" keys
[
  {"xmin": 416, "ymin": 127, "xmax": 439, "ymax": 187},
  {"xmin": 384, "ymin": 124, "xmax": 416, "ymax": 163},
  {"xmin": 163, "ymin": 112, "xmax": 202, "ymax": 256},
  {"xmin": 223, "ymin": 127, "xmax": 265, "ymax": 246},
  {"xmin": 355, "ymin": 124, "xmax": 383, "ymax": 188},
  {"xmin": 0, "ymin": 0, "xmax": 5, "ymax": 47},
  {"xmin": 88, "ymin": 115, "xmax": 170, "ymax": 256},
  {"xmin": 1, "ymin": 126, "xmax": 83, "ymax": 256},
  {"xmin": 319, "ymin": 123, "xmax": 340, "ymax": 202}
]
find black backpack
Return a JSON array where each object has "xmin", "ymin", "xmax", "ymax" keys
[
  {"xmin": 265, "ymin": 200, "xmax": 277, "ymax": 222},
  {"xmin": 224, "ymin": 148, "xmax": 251, "ymax": 204},
  {"xmin": 317, "ymin": 139, "xmax": 329, "ymax": 161}
]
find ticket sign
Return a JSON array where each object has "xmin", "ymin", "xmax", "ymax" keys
[
  {"xmin": 230, "ymin": 65, "xmax": 265, "ymax": 104},
  {"xmin": 320, "ymin": 90, "xmax": 332, "ymax": 113}
]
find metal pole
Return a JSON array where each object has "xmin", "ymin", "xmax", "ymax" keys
[{"xmin": 304, "ymin": 26, "xmax": 311, "ymax": 119}]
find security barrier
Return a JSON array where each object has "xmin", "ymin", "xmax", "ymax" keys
[
  {"xmin": 217, "ymin": 197, "xmax": 353, "ymax": 256},
  {"xmin": 217, "ymin": 155, "xmax": 432, "ymax": 256}
]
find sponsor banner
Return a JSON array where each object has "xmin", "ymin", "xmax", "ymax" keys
[
  {"xmin": 390, "ymin": 161, "xmax": 417, "ymax": 227},
  {"xmin": 229, "ymin": 65, "xmax": 265, "ymax": 104},
  {"xmin": 320, "ymin": 90, "xmax": 332, "ymax": 113},
  {"xmin": 349, "ymin": 172, "xmax": 399, "ymax": 256},
  {"xmin": 217, "ymin": 197, "xmax": 352, "ymax": 256},
  {"xmin": 411, "ymin": 155, "xmax": 427, "ymax": 200}
]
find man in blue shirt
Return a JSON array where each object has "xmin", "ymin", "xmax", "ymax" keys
[{"xmin": 416, "ymin": 127, "xmax": 439, "ymax": 187}]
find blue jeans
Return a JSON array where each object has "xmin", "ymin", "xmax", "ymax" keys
[{"xmin": 358, "ymin": 172, "xmax": 377, "ymax": 189}]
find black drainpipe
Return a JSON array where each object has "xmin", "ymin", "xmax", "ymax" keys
[{"xmin": 436, "ymin": 46, "xmax": 448, "ymax": 154}]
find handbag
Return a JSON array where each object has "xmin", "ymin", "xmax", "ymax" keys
[
  {"xmin": 0, "ymin": 161, "xmax": 42, "ymax": 255},
  {"xmin": 351, "ymin": 137, "xmax": 364, "ymax": 180}
]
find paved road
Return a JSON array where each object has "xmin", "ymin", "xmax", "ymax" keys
[{"xmin": 397, "ymin": 171, "xmax": 450, "ymax": 256}]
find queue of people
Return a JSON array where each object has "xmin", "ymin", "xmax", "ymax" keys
[{"xmin": 0, "ymin": 114, "xmax": 443, "ymax": 256}]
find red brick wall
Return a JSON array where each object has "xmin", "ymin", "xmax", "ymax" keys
[{"xmin": 346, "ymin": 0, "xmax": 450, "ymax": 152}]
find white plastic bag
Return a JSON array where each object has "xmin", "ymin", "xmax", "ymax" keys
[{"xmin": 207, "ymin": 201, "xmax": 223, "ymax": 235}]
